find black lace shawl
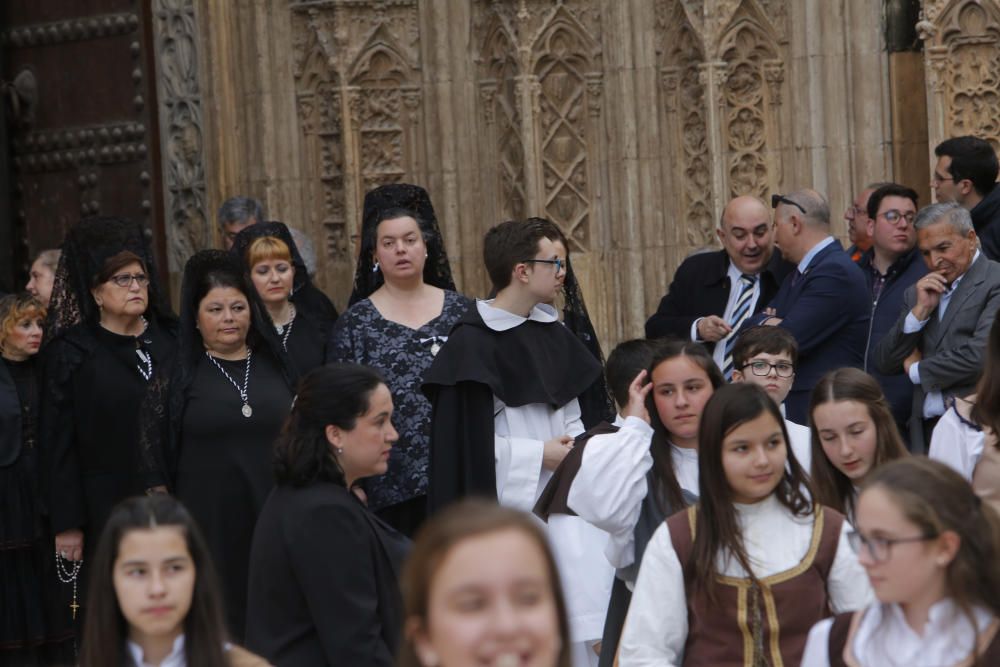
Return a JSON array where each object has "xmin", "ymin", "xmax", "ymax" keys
[
  {"xmin": 348, "ymin": 183, "xmax": 457, "ymax": 305},
  {"xmin": 45, "ymin": 215, "xmax": 175, "ymax": 343},
  {"xmin": 139, "ymin": 250, "xmax": 297, "ymax": 487},
  {"xmin": 229, "ymin": 220, "xmax": 339, "ymax": 332},
  {"xmin": 559, "ymin": 252, "xmax": 616, "ymax": 428}
]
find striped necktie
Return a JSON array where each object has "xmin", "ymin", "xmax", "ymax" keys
[{"xmin": 722, "ymin": 273, "xmax": 757, "ymax": 380}]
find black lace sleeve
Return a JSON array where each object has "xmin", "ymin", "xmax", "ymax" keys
[{"xmin": 137, "ymin": 368, "xmax": 174, "ymax": 490}]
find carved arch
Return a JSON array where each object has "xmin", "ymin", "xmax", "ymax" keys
[
  {"xmin": 717, "ymin": 0, "xmax": 784, "ymax": 199},
  {"xmin": 531, "ymin": 6, "xmax": 601, "ymax": 251}
]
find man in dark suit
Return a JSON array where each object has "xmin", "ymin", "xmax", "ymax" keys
[
  {"xmin": 875, "ymin": 202, "xmax": 1000, "ymax": 453},
  {"xmin": 746, "ymin": 189, "xmax": 870, "ymax": 423},
  {"xmin": 645, "ymin": 195, "xmax": 788, "ymax": 378}
]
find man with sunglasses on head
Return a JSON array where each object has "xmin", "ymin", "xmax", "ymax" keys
[
  {"xmin": 644, "ymin": 195, "xmax": 790, "ymax": 380},
  {"xmin": 875, "ymin": 201, "xmax": 1000, "ymax": 454},
  {"xmin": 932, "ymin": 136, "xmax": 1000, "ymax": 260},
  {"xmin": 858, "ymin": 184, "xmax": 927, "ymax": 445},
  {"xmin": 744, "ymin": 189, "xmax": 870, "ymax": 423}
]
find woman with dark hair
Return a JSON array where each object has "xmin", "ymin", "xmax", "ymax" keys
[
  {"xmin": 327, "ymin": 184, "xmax": 470, "ymax": 536},
  {"xmin": 802, "ymin": 458, "xmax": 1000, "ymax": 666},
  {"xmin": 929, "ymin": 311, "xmax": 1000, "ymax": 516},
  {"xmin": 810, "ymin": 368, "xmax": 908, "ymax": 522},
  {"xmin": 620, "ymin": 383, "xmax": 871, "ymax": 665},
  {"xmin": 231, "ymin": 221, "xmax": 337, "ymax": 375},
  {"xmin": 399, "ymin": 498, "xmax": 572, "ymax": 667},
  {"xmin": 78, "ymin": 494, "xmax": 269, "ymax": 667},
  {"xmin": 141, "ymin": 249, "xmax": 295, "ymax": 641},
  {"xmin": 0, "ymin": 294, "xmax": 75, "ymax": 664},
  {"xmin": 41, "ymin": 216, "xmax": 177, "ymax": 575},
  {"xmin": 568, "ymin": 339, "xmax": 723, "ymax": 664},
  {"xmin": 246, "ymin": 363, "xmax": 408, "ymax": 666}
]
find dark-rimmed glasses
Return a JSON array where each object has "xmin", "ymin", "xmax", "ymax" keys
[
  {"xmin": 878, "ymin": 209, "xmax": 916, "ymax": 226},
  {"xmin": 741, "ymin": 360, "xmax": 795, "ymax": 378},
  {"xmin": 771, "ymin": 194, "xmax": 807, "ymax": 215},
  {"xmin": 847, "ymin": 530, "xmax": 937, "ymax": 564},
  {"xmin": 108, "ymin": 273, "xmax": 150, "ymax": 288},
  {"xmin": 522, "ymin": 258, "xmax": 565, "ymax": 273}
]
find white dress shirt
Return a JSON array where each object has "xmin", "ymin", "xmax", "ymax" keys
[
  {"xmin": 692, "ymin": 261, "xmax": 762, "ymax": 371},
  {"xmin": 801, "ymin": 600, "xmax": 996, "ymax": 667},
  {"xmin": 619, "ymin": 495, "xmax": 873, "ymax": 666},
  {"xmin": 127, "ymin": 635, "xmax": 186, "ymax": 667}
]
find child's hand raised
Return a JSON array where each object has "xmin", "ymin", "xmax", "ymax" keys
[{"xmin": 623, "ymin": 369, "xmax": 653, "ymax": 424}]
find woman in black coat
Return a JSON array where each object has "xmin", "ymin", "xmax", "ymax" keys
[{"xmin": 246, "ymin": 363, "xmax": 409, "ymax": 667}]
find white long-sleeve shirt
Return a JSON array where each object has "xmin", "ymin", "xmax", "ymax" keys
[
  {"xmin": 618, "ymin": 495, "xmax": 873, "ymax": 666},
  {"xmin": 928, "ymin": 403, "xmax": 984, "ymax": 481},
  {"xmin": 478, "ymin": 300, "xmax": 613, "ymax": 663},
  {"xmin": 567, "ymin": 416, "xmax": 699, "ymax": 569},
  {"xmin": 801, "ymin": 600, "xmax": 996, "ymax": 667}
]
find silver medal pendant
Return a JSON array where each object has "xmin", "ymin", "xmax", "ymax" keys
[
  {"xmin": 242, "ymin": 403, "xmax": 253, "ymax": 418},
  {"xmin": 430, "ymin": 342, "xmax": 441, "ymax": 356}
]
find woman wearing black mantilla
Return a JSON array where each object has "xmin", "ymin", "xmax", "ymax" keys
[
  {"xmin": 327, "ymin": 183, "xmax": 471, "ymax": 537},
  {"xmin": 231, "ymin": 220, "xmax": 337, "ymax": 376},
  {"xmin": 41, "ymin": 216, "xmax": 177, "ymax": 581},
  {"xmin": 141, "ymin": 249, "xmax": 295, "ymax": 641}
]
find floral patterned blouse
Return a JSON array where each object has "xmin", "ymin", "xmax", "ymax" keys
[{"xmin": 326, "ymin": 290, "xmax": 472, "ymax": 510}]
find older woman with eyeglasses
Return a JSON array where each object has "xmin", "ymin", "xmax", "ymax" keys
[{"xmin": 40, "ymin": 217, "xmax": 177, "ymax": 575}]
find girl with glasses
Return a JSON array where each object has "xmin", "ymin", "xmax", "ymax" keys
[
  {"xmin": 619, "ymin": 383, "xmax": 871, "ymax": 665},
  {"xmin": 809, "ymin": 368, "xmax": 908, "ymax": 523},
  {"xmin": 801, "ymin": 457, "xmax": 1000, "ymax": 666}
]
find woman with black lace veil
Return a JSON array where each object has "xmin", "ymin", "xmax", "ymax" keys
[
  {"xmin": 230, "ymin": 221, "xmax": 337, "ymax": 375},
  {"xmin": 327, "ymin": 183, "xmax": 471, "ymax": 537},
  {"xmin": 0, "ymin": 294, "xmax": 75, "ymax": 666},
  {"xmin": 528, "ymin": 218, "xmax": 615, "ymax": 430},
  {"xmin": 40, "ymin": 216, "xmax": 177, "ymax": 586},
  {"xmin": 141, "ymin": 249, "xmax": 295, "ymax": 641}
]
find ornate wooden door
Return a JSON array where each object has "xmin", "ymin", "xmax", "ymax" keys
[{"xmin": 1, "ymin": 1, "xmax": 166, "ymax": 293}]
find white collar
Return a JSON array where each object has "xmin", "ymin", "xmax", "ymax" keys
[
  {"xmin": 476, "ymin": 299, "xmax": 559, "ymax": 332},
  {"xmin": 127, "ymin": 634, "xmax": 185, "ymax": 667}
]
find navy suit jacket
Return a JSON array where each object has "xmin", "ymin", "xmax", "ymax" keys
[{"xmin": 746, "ymin": 239, "xmax": 870, "ymax": 421}]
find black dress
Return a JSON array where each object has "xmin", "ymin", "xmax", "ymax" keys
[
  {"xmin": 246, "ymin": 482, "xmax": 408, "ymax": 667},
  {"xmin": 279, "ymin": 309, "xmax": 328, "ymax": 377},
  {"xmin": 42, "ymin": 321, "xmax": 177, "ymax": 547},
  {"xmin": 1, "ymin": 357, "xmax": 74, "ymax": 666},
  {"xmin": 174, "ymin": 349, "xmax": 293, "ymax": 641}
]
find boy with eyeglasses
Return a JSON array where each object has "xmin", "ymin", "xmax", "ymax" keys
[
  {"xmin": 731, "ymin": 325, "xmax": 812, "ymax": 472},
  {"xmin": 423, "ymin": 217, "xmax": 610, "ymax": 666}
]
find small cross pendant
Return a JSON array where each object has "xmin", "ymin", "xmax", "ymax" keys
[{"xmin": 70, "ymin": 601, "xmax": 79, "ymax": 620}]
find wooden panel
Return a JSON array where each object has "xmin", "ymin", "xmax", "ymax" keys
[{"xmin": 1, "ymin": 1, "xmax": 165, "ymax": 292}]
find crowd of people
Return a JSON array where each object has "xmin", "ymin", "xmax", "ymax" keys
[{"xmin": 1, "ymin": 136, "xmax": 1000, "ymax": 666}]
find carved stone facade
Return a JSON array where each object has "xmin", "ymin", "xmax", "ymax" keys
[
  {"xmin": 919, "ymin": 0, "xmax": 1000, "ymax": 153},
  {"xmin": 168, "ymin": 0, "xmax": 962, "ymax": 349}
]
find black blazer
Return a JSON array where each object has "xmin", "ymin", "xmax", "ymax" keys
[
  {"xmin": 644, "ymin": 249, "xmax": 789, "ymax": 345},
  {"xmin": 0, "ymin": 360, "xmax": 23, "ymax": 467},
  {"xmin": 245, "ymin": 481, "xmax": 409, "ymax": 667}
]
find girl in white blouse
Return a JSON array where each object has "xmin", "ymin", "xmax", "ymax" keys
[
  {"xmin": 801, "ymin": 457, "xmax": 1000, "ymax": 666},
  {"xmin": 619, "ymin": 383, "xmax": 872, "ymax": 666},
  {"xmin": 809, "ymin": 368, "xmax": 908, "ymax": 523}
]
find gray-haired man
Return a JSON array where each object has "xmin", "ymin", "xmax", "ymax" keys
[
  {"xmin": 218, "ymin": 196, "xmax": 264, "ymax": 250},
  {"xmin": 875, "ymin": 202, "xmax": 1000, "ymax": 452}
]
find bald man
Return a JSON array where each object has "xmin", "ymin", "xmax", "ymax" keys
[
  {"xmin": 745, "ymin": 189, "xmax": 870, "ymax": 422},
  {"xmin": 645, "ymin": 195, "xmax": 791, "ymax": 378}
]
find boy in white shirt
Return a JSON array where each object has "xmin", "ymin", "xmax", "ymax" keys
[{"xmin": 731, "ymin": 325, "xmax": 813, "ymax": 473}]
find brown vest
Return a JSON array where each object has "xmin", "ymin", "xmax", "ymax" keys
[
  {"xmin": 666, "ymin": 504, "xmax": 843, "ymax": 667},
  {"xmin": 827, "ymin": 609, "xmax": 1000, "ymax": 667}
]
